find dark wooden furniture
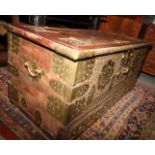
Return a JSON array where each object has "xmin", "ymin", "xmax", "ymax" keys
[
  {"xmin": 142, "ymin": 49, "xmax": 155, "ymax": 75},
  {"xmin": 0, "ymin": 16, "xmax": 20, "ymax": 66},
  {"xmin": 0, "ymin": 22, "xmax": 7, "ymax": 66},
  {"xmin": 99, "ymin": 16, "xmax": 144, "ymax": 38},
  {"xmin": 142, "ymin": 24, "xmax": 155, "ymax": 76},
  {"xmin": 98, "ymin": 15, "xmax": 155, "ymax": 76}
]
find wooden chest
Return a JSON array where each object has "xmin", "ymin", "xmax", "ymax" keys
[{"xmin": 5, "ymin": 23, "xmax": 151, "ymax": 139}]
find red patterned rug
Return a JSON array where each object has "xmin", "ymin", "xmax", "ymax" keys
[
  {"xmin": 79, "ymin": 82, "xmax": 155, "ymax": 140},
  {"xmin": 0, "ymin": 67, "xmax": 155, "ymax": 140}
]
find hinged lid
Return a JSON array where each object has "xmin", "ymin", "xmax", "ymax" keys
[{"xmin": 6, "ymin": 23, "xmax": 152, "ymax": 60}]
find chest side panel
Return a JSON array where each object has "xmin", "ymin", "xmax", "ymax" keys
[{"xmin": 7, "ymin": 32, "xmax": 79, "ymax": 135}]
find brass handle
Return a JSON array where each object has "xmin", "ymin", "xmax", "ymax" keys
[
  {"xmin": 122, "ymin": 67, "xmax": 129, "ymax": 74},
  {"xmin": 24, "ymin": 61, "xmax": 43, "ymax": 78},
  {"xmin": 116, "ymin": 67, "xmax": 129, "ymax": 77}
]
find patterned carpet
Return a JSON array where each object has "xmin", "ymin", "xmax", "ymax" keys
[
  {"xmin": 79, "ymin": 82, "xmax": 155, "ymax": 140},
  {"xmin": 0, "ymin": 67, "xmax": 155, "ymax": 140}
]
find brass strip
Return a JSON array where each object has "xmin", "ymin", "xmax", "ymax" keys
[
  {"xmin": 0, "ymin": 24, "xmax": 7, "ymax": 36},
  {"xmin": 8, "ymin": 81, "xmax": 19, "ymax": 105},
  {"xmin": 8, "ymin": 33, "xmax": 20, "ymax": 54},
  {"xmin": 49, "ymin": 79, "xmax": 72, "ymax": 101},
  {"xmin": 7, "ymin": 63, "xmax": 19, "ymax": 76},
  {"xmin": 49, "ymin": 79, "xmax": 89, "ymax": 102},
  {"xmin": 47, "ymin": 95, "xmax": 69, "ymax": 124},
  {"xmin": 97, "ymin": 60, "xmax": 115, "ymax": 90},
  {"xmin": 75, "ymin": 58, "xmax": 95, "ymax": 84}
]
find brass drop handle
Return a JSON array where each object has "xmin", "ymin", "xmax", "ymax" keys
[
  {"xmin": 122, "ymin": 67, "xmax": 129, "ymax": 74},
  {"xmin": 24, "ymin": 61, "xmax": 43, "ymax": 78},
  {"xmin": 116, "ymin": 67, "xmax": 129, "ymax": 77}
]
